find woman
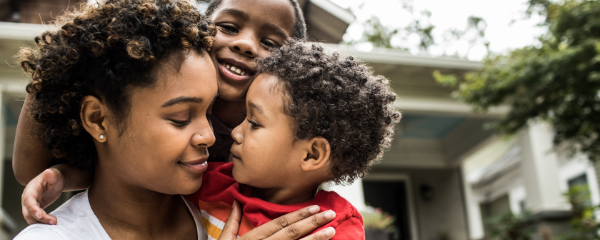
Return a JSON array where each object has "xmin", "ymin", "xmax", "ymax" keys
[{"xmin": 14, "ymin": 0, "xmax": 334, "ymax": 239}]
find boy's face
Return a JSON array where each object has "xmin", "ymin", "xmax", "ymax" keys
[
  {"xmin": 209, "ymin": 0, "xmax": 296, "ymax": 102},
  {"xmin": 230, "ymin": 74, "xmax": 308, "ymax": 189}
]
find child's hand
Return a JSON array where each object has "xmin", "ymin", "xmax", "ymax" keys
[
  {"xmin": 21, "ymin": 167, "xmax": 65, "ymax": 225},
  {"xmin": 219, "ymin": 201, "xmax": 336, "ymax": 240}
]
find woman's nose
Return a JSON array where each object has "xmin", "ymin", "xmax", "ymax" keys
[{"xmin": 192, "ymin": 119, "xmax": 216, "ymax": 147}]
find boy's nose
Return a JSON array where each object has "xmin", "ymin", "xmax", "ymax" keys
[
  {"xmin": 231, "ymin": 124, "xmax": 243, "ymax": 144},
  {"xmin": 230, "ymin": 37, "xmax": 258, "ymax": 58}
]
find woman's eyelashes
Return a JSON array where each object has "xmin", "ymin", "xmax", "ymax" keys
[{"xmin": 170, "ymin": 119, "xmax": 191, "ymax": 127}]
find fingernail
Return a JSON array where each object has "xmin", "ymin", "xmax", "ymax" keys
[
  {"xmin": 324, "ymin": 227, "xmax": 335, "ymax": 237},
  {"xmin": 49, "ymin": 220, "xmax": 55, "ymax": 225},
  {"xmin": 308, "ymin": 205, "xmax": 319, "ymax": 214},
  {"xmin": 324, "ymin": 210, "xmax": 335, "ymax": 219},
  {"xmin": 35, "ymin": 212, "xmax": 42, "ymax": 219}
]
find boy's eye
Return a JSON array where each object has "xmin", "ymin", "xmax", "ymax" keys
[
  {"xmin": 261, "ymin": 39, "xmax": 279, "ymax": 49},
  {"xmin": 217, "ymin": 24, "xmax": 239, "ymax": 34}
]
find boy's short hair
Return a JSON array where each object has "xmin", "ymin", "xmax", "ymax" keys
[
  {"xmin": 205, "ymin": 0, "xmax": 306, "ymax": 40},
  {"xmin": 257, "ymin": 41, "xmax": 401, "ymax": 185}
]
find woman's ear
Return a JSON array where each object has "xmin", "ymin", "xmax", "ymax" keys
[
  {"xmin": 80, "ymin": 96, "xmax": 108, "ymax": 143},
  {"xmin": 301, "ymin": 137, "xmax": 331, "ymax": 172}
]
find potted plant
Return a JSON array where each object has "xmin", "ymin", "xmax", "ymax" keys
[{"xmin": 361, "ymin": 206, "xmax": 396, "ymax": 240}]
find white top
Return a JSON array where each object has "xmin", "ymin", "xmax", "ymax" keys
[{"xmin": 14, "ymin": 190, "xmax": 207, "ymax": 240}]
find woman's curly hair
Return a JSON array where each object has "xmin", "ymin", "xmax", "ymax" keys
[
  {"xmin": 17, "ymin": 0, "xmax": 215, "ymax": 172},
  {"xmin": 257, "ymin": 41, "xmax": 401, "ymax": 185}
]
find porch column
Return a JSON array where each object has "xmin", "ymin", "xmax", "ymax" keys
[{"xmin": 518, "ymin": 122, "xmax": 568, "ymax": 211}]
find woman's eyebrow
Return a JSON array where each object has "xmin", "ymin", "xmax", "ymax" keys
[
  {"xmin": 220, "ymin": 8, "xmax": 249, "ymax": 21},
  {"xmin": 162, "ymin": 97, "xmax": 203, "ymax": 107}
]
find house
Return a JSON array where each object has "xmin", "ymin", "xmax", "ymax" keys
[{"xmin": 0, "ymin": 0, "xmax": 591, "ymax": 239}]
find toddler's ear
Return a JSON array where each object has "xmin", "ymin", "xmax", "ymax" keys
[{"xmin": 301, "ymin": 137, "xmax": 331, "ymax": 172}]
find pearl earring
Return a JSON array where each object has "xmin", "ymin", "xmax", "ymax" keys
[{"xmin": 99, "ymin": 134, "xmax": 105, "ymax": 140}]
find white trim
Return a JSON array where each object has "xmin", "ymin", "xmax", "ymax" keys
[
  {"xmin": 1, "ymin": 83, "xmax": 28, "ymax": 94},
  {"xmin": 0, "ymin": 22, "xmax": 52, "ymax": 41},
  {"xmin": 324, "ymin": 43, "xmax": 483, "ymax": 70},
  {"xmin": 395, "ymin": 96, "xmax": 508, "ymax": 117},
  {"xmin": 364, "ymin": 174, "xmax": 420, "ymax": 240},
  {"xmin": 309, "ymin": 0, "xmax": 355, "ymax": 24}
]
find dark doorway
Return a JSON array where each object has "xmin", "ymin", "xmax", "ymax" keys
[{"xmin": 363, "ymin": 180, "xmax": 412, "ymax": 240}]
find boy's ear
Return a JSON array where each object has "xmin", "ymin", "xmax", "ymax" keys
[
  {"xmin": 80, "ymin": 95, "xmax": 108, "ymax": 143},
  {"xmin": 301, "ymin": 137, "xmax": 331, "ymax": 172}
]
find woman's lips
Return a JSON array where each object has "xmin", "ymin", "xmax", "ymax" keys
[{"xmin": 180, "ymin": 159, "xmax": 208, "ymax": 174}]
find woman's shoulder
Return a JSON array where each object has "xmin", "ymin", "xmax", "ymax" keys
[{"xmin": 14, "ymin": 224, "xmax": 64, "ymax": 240}]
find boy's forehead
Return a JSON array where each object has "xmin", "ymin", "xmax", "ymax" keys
[{"xmin": 211, "ymin": 0, "xmax": 296, "ymax": 35}]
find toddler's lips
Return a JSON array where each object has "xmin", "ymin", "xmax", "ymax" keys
[{"xmin": 231, "ymin": 154, "xmax": 241, "ymax": 161}]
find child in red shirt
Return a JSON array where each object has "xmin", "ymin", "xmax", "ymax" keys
[{"xmin": 187, "ymin": 40, "xmax": 401, "ymax": 240}]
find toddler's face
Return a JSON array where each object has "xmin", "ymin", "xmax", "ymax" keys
[
  {"xmin": 209, "ymin": 0, "xmax": 296, "ymax": 102},
  {"xmin": 230, "ymin": 74, "xmax": 307, "ymax": 189}
]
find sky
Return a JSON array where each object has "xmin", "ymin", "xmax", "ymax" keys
[{"xmin": 329, "ymin": 0, "xmax": 547, "ymax": 61}]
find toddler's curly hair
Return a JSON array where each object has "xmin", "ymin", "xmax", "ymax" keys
[
  {"xmin": 18, "ymin": 0, "xmax": 215, "ymax": 172},
  {"xmin": 257, "ymin": 41, "xmax": 401, "ymax": 185}
]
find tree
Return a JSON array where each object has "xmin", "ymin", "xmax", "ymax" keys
[
  {"xmin": 346, "ymin": 4, "xmax": 488, "ymax": 58},
  {"xmin": 435, "ymin": 0, "xmax": 600, "ymax": 160}
]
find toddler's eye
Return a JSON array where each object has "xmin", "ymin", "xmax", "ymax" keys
[{"xmin": 247, "ymin": 119, "xmax": 261, "ymax": 128}]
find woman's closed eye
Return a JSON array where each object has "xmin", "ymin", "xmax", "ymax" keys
[{"xmin": 170, "ymin": 119, "xmax": 191, "ymax": 127}]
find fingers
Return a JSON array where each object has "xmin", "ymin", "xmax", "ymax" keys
[
  {"xmin": 22, "ymin": 193, "xmax": 53, "ymax": 225},
  {"xmin": 21, "ymin": 168, "xmax": 62, "ymax": 225},
  {"xmin": 299, "ymin": 227, "xmax": 335, "ymax": 240},
  {"xmin": 219, "ymin": 200, "xmax": 242, "ymax": 240},
  {"xmin": 241, "ymin": 205, "xmax": 320, "ymax": 239},
  {"xmin": 265, "ymin": 210, "xmax": 336, "ymax": 240}
]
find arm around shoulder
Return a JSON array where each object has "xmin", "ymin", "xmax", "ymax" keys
[{"xmin": 13, "ymin": 94, "xmax": 54, "ymax": 185}]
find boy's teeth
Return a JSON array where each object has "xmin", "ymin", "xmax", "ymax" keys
[{"xmin": 223, "ymin": 62, "xmax": 248, "ymax": 76}]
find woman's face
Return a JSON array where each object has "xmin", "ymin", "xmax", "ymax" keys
[{"xmin": 100, "ymin": 51, "xmax": 218, "ymax": 195}]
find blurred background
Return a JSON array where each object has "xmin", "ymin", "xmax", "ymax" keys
[{"xmin": 0, "ymin": 0, "xmax": 598, "ymax": 239}]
